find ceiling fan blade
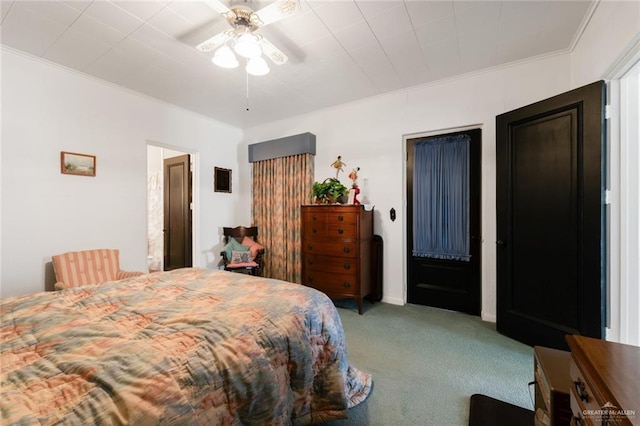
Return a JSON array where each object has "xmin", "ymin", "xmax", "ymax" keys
[
  {"xmin": 203, "ymin": 0, "xmax": 233, "ymax": 16},
  {"xmin": 196, "ymin": 30, "xmax": 234, "ymax": 52},
  {"xmin": 252, "ymin": 0, "xmax": 301, "ymax": 27},
  {"xmin": 258, "ymin": 36, "xmax": 288, "ymax": 65}
]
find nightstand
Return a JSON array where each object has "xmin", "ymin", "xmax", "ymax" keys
[{"xmin": 534, "ymin": 346, "xmax": 572, "ymax": 425}]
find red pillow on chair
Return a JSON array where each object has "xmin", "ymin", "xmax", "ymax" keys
[{"xmin": 241, "ymin": 237, "xmax": 264, "ymax": 261}]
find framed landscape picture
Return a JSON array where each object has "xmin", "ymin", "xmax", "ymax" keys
[{"xmin": 61, "ymin": 151, "xmax": 96, "ymax": 176}]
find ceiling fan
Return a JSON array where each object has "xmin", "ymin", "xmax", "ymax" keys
[{"xmin": 197, "ymin": 0, "xmax": 301, "ymax": 76}]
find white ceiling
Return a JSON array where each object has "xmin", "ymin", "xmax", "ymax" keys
[{"xmin": 0, "ymin": 0, "xmax": 594, "ymax": 128}]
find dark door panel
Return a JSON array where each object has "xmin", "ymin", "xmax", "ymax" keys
[
  {"xmin": 412, "ymin": 259, "xmax": 470, "ymax": 294},
  {"xmin": 164, "ymin": 154, "xmax": 192, "ymax": 271},
  {"xmin": 406, "ymin": 128, "xmax": 482, "ymax": 315},
  {"xmin": 496, "ymin": 81, "xmax": 605, "ymax": 350}
]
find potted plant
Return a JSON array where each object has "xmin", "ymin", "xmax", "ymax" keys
[{"xmin": 312, "ymin": 178, "xmax": 349, "ymax": 204}]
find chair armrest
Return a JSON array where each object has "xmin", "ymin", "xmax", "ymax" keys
[
  {"xmin": 116, "ymin": 270, "xmax": 145, "ymax": 280},
  {"xmin": 54, "ymin": 281, "xmax": 69, "ymax": 291},
  {"xmin": 220, "ymin": 251, "xmax": 230, "ymax": 265},
  {"xmin": 254, "ymin": 248, "xmax": 265, "ymax": 264}
]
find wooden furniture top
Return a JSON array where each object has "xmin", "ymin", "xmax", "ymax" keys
[
  {"xmin": 566, "ymin": 335, "xmax": 640, "ymax": 420},
  {"xmin": 301, "ymin": 204, "xmax": 369, "ymax": 210}
]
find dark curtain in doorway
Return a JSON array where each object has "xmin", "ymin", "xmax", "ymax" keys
[{"xmin": 413, "ymin": 134, "xmax": 471, "ymax": 261}]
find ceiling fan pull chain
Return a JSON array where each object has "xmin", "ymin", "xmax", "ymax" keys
[{"xmin": 246, "ymin": 70, "xmax": 250, "ymax": 111}]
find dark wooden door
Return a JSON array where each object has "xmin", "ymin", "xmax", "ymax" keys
[
  {"xmin": 496, "ymin": 81, "xmax": 605, "ymax": 350},
  {"xmin": 163, "ymin": 154, "xmax": 192, "ymax": 271},
  {"xmin": 406, "ymin": 128, "xmax": 482, "ymax": 315}
]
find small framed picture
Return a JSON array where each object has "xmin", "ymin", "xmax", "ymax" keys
[
  {"xmin": 214, "ymin": 167, "xmax": 232, "ymax": 193},
  {"xmin": 61, "ymin": 151, "xmax": 96, "ymax": 177}
]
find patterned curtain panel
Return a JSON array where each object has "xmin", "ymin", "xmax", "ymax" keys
[
  {"xmin": 147, "ymin": 171, "xmax": 163, "ymax": 272},
  {"xmin": 413, "ymin": 134, "xmax": 471, "ymax": 261},
  {"xmin": 252, "ymin": 153, "xmax": 314, "ymax": 282}
]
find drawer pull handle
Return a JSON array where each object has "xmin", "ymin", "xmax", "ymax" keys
[
  {"xmin": 313, "ymin": 227, "xmax": 317, "ymax": 233},
  {"xmin": 313, "ymin": 215, "xmax": 317, "ymax": 220},
  {"xmin": 308, "ymin": 277, "xmax": 313, "ymax": 284},
  {"xmin": 343, "ymin": 247, "xmax": 351, "ymax": 253},
  {"xmin": 338, "ymin": 215, "xmax": 344, "ymax": 221},
  {"xmin": 307, "ymin": 244, "xmax": 313, "ymax": 250},
  {"xmin": 308, "ymin": 259, "xmax": 313, "ymax": 265},
  {"xmin": 574, "ymin": 380, "xmax": 589, "ymax": 403},
  {"xmin": 344, "ymin": 263, "xmax": 351, "ymax": 270},
  {"xmin": 343, "ymin": 282, "xmax": 351, "ymax": 288},
  {"xmin": 338, "ymin": 228, "xmax": 344, "ymax": 234}
]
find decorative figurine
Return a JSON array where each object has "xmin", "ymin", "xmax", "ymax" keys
[
  {"xmin": 348, "ymin": 167, "xmax": 361, "ymax": 205},
  {"xmin": 348, "ymin": 167, "xmax": 360, "ymax": 186},
  {"xmin": 331, "ymin": 155, "xmax": 346, "ymax": 178}
]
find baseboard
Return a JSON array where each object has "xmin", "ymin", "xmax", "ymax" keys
[
  {"xmin": 374, "ymin": 299, "xmax": 499, "ymax": 318},
  {"xmin": 381, "ymin": 296, "xmax": 404, "ymax": 306},
  {"xmin": 482, "ymin": 312, "xmax": 496, "ymax": 323}
]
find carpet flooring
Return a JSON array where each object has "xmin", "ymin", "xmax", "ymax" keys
[{"xmin": 321, "ymin": 301, "xmax": 534, "ymax": 425}]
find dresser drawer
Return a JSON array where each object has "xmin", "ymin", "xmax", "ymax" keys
[
  {"xmin": 302, "ymin": 239, "xmax": 359, "ymax": 257},
  {"xmin": 304, "ymin": 254, "xmax": 359, "ymax": 275},
  {"xmin": 569, "ymin": 359, "xmax": 600, "ymax": 423},
  {"xmin": 302, "ymin": 221, "xmax": 357, "ymax": 238},
  {"xmin": 569, "ymin": 396, "xmax": 590, "ymax": 426},
  {"xmin": 303, "ymin": 210, "xmax": 358, "ymax": 225},
  {"xmin": 303, "ymin": 270, "xmax": 359, "ymax": 296}
]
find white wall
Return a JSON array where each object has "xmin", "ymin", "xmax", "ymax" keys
[
  {"xmin": 570, "ymin": 1, "xmax": 640, "ymax": 88},
  {"xmin": 0, "ymin": 49, "xmax": 248, "ymax": 298},
  {"xmin": 244, "ymin": 53, "xmax": 572, "ymax": 319}
]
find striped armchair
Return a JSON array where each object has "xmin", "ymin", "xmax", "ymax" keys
[{"xmin": 52, "ymin": 249, "xmax": 145, "ymax": 290}]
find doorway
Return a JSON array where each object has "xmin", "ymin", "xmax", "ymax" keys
[
  {"xmin": 496, "ymin": 81, "xmax": 606, "ymax": 350},
  {"xmin": 406, "ymin": 128, "xmax": 482, "ymax": 315},
  {"xmin": 147, "ymin": 145, "xmax": 194, "ymax": 272}
]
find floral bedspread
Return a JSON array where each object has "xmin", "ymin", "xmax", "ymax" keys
[{"xmin": 0, "ymin": 268, "xmax": 372, "ymax": 425}]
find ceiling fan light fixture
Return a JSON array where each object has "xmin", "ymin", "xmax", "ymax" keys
[
  {"xmin": 212, "ymin": 45, "xmax": 239, "ymax": 68},
  {"xmin": 246, "ymin": 57, "xmax": 270, "ymax": 76},
  {"xmin": 234, "ymin": 33, "xmax": 262, "ymax": 58}
]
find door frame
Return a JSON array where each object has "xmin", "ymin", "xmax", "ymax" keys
[
  {"xmin": 602, "ymin": 38, "xmax": 640, "ymax": 345},
  {"xmin": 402, "ymin": 124, "xmax": 484, "ymax": 306},
  {"xmin": 147, "ymin": 141, "xmax": 200, "ymax": 269}
]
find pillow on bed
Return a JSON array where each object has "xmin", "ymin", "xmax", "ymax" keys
[
  {"xmin": 231, "ymin": 250, "xmax": 252, "ymax": 264},
  {"xmin": 241, "ymin": 236, "xmax": 265, "ymax": 261},
  {"xmin": 223, "ymin": 238, "xmax": 249, "ymax": 261}
]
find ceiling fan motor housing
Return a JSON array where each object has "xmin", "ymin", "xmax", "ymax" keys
[
  {"xmin": 197, "ymin": 0, "xmax": 298, "ymax": 68},
  {"xmin": 226, "ymin": 7, "xmax": 261, "ymax": 32}
]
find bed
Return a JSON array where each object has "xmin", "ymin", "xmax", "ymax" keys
[{"xmin": 0, "ymin": 268, "xmax": 372, "ymax": 425}]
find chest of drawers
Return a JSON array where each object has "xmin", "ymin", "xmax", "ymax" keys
[
  {"xmin": 301, "ymin": 205, "xmax": 373, "ymax": 314},
  {"xmin": 566, "ymin": 335, "xmax": 639, "ymax": 426}
]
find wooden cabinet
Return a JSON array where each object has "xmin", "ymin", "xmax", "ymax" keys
[
  {"xmin": 534, "ymin": 346, "xmax": 571, "ymax": 425},
  {"xmin": 301, "ymin": 205, "xmax": 373, "ymax": 314},
  {"xmin": 566, "ymin": 335, "xmax": 639, "ymax": 426}
]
